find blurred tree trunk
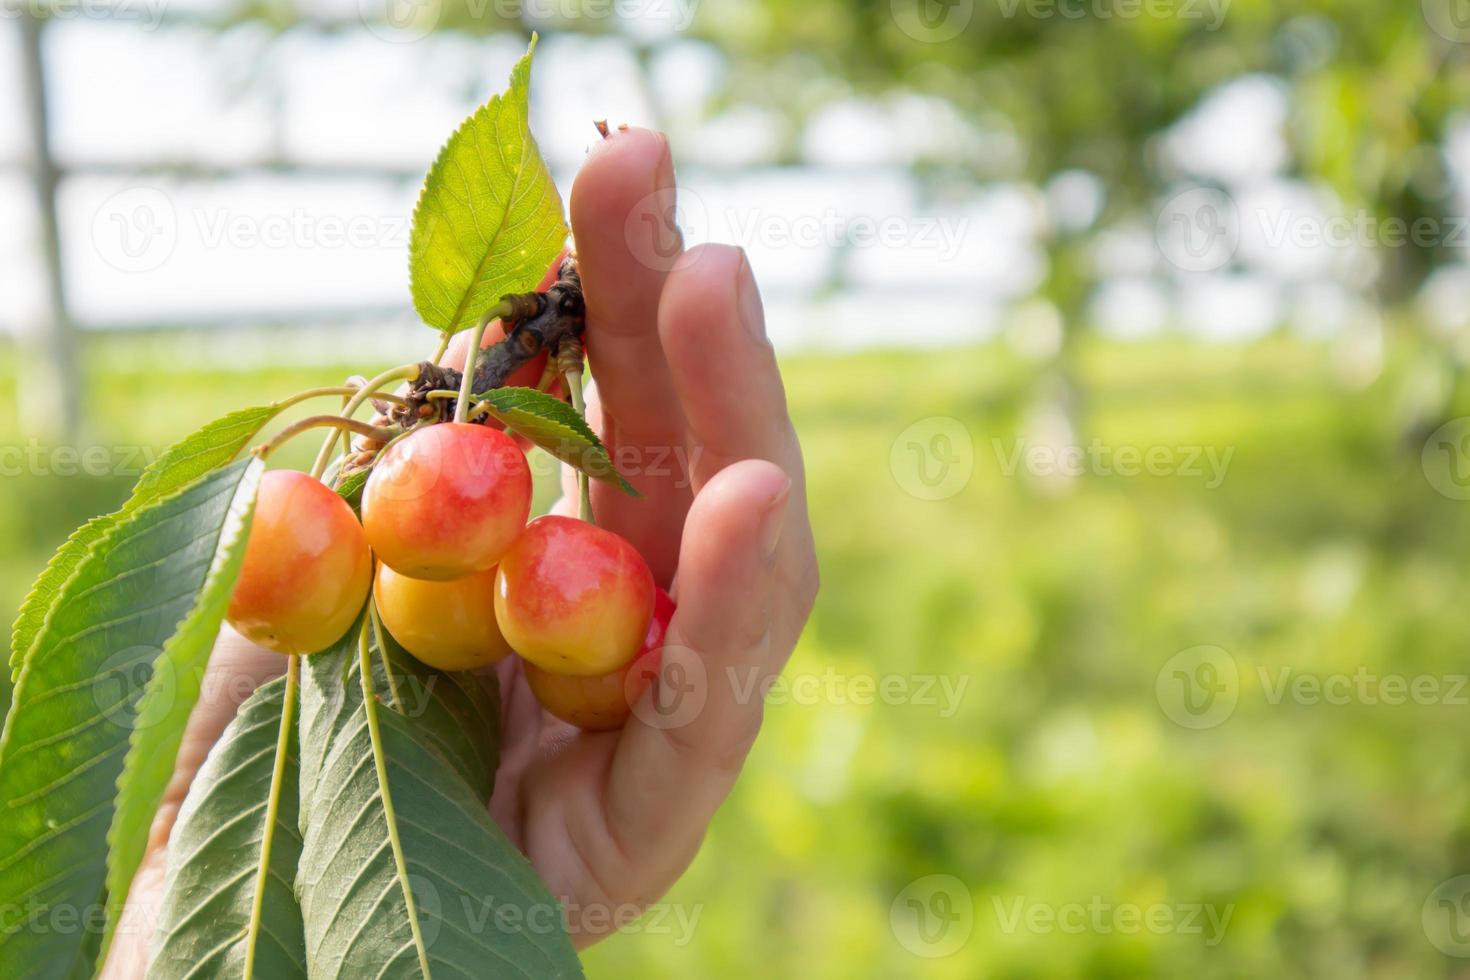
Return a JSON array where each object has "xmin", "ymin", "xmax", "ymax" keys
[{"xmin": 18, "ymin": 11, "xmax": 81, "ymax": 443}]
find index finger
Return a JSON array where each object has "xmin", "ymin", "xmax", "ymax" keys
[{"xmin": 569, "ymin": 126, "xmax": 693, "ymax": 582}]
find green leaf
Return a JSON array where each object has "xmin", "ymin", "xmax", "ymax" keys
[
  {"xmin": 477, "ymin": 387, "xmax": 640, "ymax": 496},
  {"xmin": 295, "ymin": 619, "xmax": 582, "ymax": 978},
  {"xmin": 335, "ymin": 468, "xmax": 369, "ymax": 516},
  {"xmin": 409, "ymin": 36, "xmax": 567, "ymax": 335},
  {"xmin": 146, "ymin": 675, "xmax": 307, "ymax": 980},
  {"xmin": 0, "ymin": 459, "xmax": 260, "ymax": 978},
  {"xmin": 102, "ymin": 458, "xmax": 264, "ymax": 961},
  {"xmin": 9, "ymin": 405, "xmax": 276, "ymax": 683}
]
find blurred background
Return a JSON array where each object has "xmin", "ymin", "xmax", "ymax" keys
[{"xmin": 5, "ymin": 0, "xmax": 1470, "ymax": 976}]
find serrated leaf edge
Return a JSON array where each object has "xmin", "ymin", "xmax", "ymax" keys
[
  {"xmin": 98, "ymin": 457, "xmax": 265, "ymax": 965},
  {"xmin": 409, "ymin": 34, "xmax": 567, "ymax": 333}
]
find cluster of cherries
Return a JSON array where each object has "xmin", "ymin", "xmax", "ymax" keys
[{"xmin": 225, "ymin": 419, "xmax": 672, "ymax": 731}]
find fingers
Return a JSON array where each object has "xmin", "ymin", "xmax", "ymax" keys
[
  {"xmin": 570, "ymin": 127, "xmax": 692, "ymax": 583},
  {"xmin": 569, "ymin": 127, "xmax": 681, "ymax": 437},
  {"xmin": 601, "ymin": 460, "xmax": 792, "ymax": 862},
  {"xmin": 658, "ymin": 243, "xmax": 818, "ymax": 641},
  {"xmin": 658, "ymin": 244, "xmax": 800, "ymax": 483}
]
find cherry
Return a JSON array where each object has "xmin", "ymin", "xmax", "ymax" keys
[
  {"xmin": 227, "ymin": 469, "xmax": 371, "ymax": 655},
  {"xmin": 495, "ymin": 515, "xmax": 655, "ymax": 676},
  {"xmin": 373, "ymin": 564, "xmax": 512, "ymax": 672},
  {"xmin": 523, "ymin": 587, "xmax": 674, "ymax": 730},
  {"xmin": 361, "ymin": 422, "xmax": 532, "ymax": 580}
]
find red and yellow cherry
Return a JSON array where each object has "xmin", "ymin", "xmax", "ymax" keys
[
  {"xmin": 361, "ymin": 422, "xmax": 532, "ymax": 580},
  {"xmin": 227, "ymin": 469, "xmax": 371, "ymax": 655},
  {"xmin": 495, "ymin": 515, "xmax": 655, "ymax": 676},
  {"xmin": 524, "ymin": 587, "xmax": 674, "ymax": 730},
  {"xmin": 373, "ymin": 564, "xmax": 512, "ymax": 672}
]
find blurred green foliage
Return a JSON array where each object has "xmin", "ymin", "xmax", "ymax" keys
[{"xmin": 3, "ymin": 332, "xmax": 1468, "ymax": 977}]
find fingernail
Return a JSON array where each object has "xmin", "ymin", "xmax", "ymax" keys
[
  {"xmin": 654, "ymin": 132, "xmax": 675, "ymax": 195},
  {"xmin": 759, "ymin": 476, "xmax": 793, "ymax": 559},
  {"xmin": 735, "ymin": 252, "xmax": 767, "ymax": 342}
]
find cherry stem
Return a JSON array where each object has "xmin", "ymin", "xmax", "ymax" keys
[
  {"xmin": 535, "ymin": 357, "xmax": 558, "ymax": 392},
  {"xmin": 242, "ymin": 652, "xmax": 298, "ymax": 980},
  {"xmin": 560, "ymin": 344, "xmax": 593, "ymax": 524},
  {"xmin": 368, "ymin": 600, "xmax": 403, "ymax": 712},
  {"xmin": 268, "ymin": 385, "xmax": 409, "ymax": 414},
  {"xmin": 455, "ymin": 301, "xmax": 514, "ymax": 424},
  {"xmin": 307, "ymin": 363, "xmax": 421, "ymax": 480},
  {"xmin": 258, "ymin": 416, "xmax": 399, "ymax": 461},
  {"xmin": 430, "ymin": 331, "xmax": 451, "ymax": 364}
]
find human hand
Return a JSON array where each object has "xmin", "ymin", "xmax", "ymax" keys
[
  {"xmin": 101, "ymin": 125, "xmax": 817, "ymax": 974},
  {"xmin": 490, "ymin": 125, "xmax": 819, "ymax": 945}
]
